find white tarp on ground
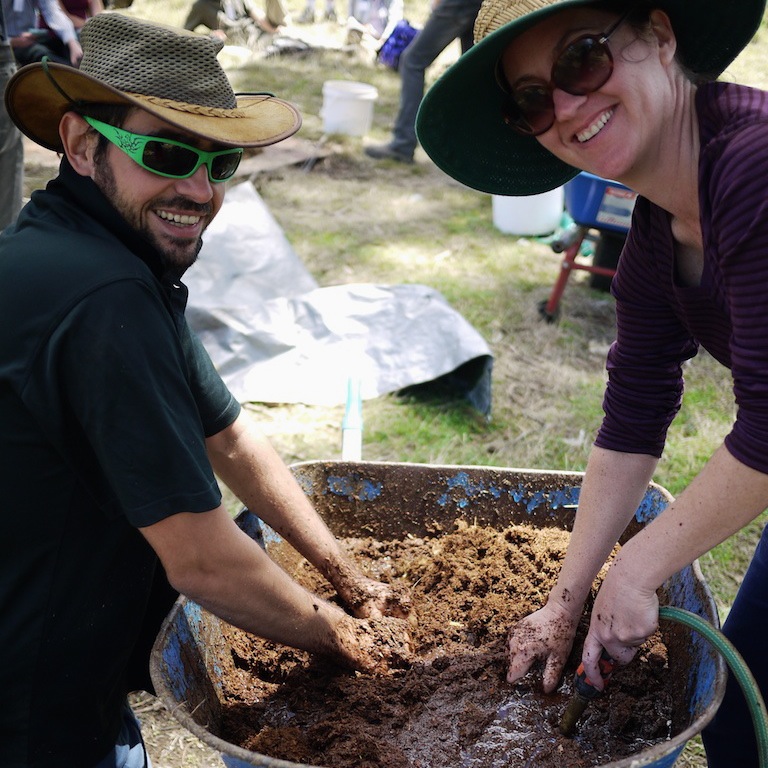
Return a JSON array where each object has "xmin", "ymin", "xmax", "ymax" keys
[{"xmin": 184, "ymin": 182, "xmax": 493, "ymax": 412}]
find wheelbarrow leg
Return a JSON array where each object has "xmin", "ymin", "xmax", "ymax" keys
[{"xmin": 539, "ymin": 227, "xmax": 587, "ymax": 322}]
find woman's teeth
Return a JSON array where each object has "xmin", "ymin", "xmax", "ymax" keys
[{"xmin": 577, "ymin": 110, "xmax": 613, "ymax": 143}]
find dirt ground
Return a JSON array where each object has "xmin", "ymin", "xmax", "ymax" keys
[{"xmin": 211, "ymin": 523, "xmax": 674, "ymax": 768}]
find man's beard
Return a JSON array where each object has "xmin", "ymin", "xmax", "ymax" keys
[{"xmin": 93, "ymin": 159, "xmax": 208, "ymax": 273}]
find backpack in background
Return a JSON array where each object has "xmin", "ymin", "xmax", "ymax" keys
[{"xmin": 377, "ymin": 19, "xmax": 419, "ymax": 70}]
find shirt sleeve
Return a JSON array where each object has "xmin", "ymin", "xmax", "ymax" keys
[
  {"xmin": 705, "ymin": 121, "xmax": 768, "ymax": 473},
  {"xmin": 595, "ymin": 197, "xmax": 699, "ymax": 457},
  {"xmin": 36, "ymin": 0, "xmax": 77, "ymax": 43},
  {"xmin": 179, "ymin": 321, "xmax": 241, "ymax": 437}
]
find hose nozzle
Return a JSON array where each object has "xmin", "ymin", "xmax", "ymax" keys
[{"xmin": 558, "ymin": 649, "xmax": 615, "ymax": 737}]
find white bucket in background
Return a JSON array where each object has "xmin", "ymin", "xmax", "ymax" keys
[
  {"xmin": 321, "ymin": 80, "xmax": 378, "ymax": 136},
  {"xmin": 492, "ymin": 187, "xmax": 564, "ymax": 236}
]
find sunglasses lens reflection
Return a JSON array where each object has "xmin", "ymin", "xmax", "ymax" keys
[
  {"xmin": 211, "ymin": 152, "xmax": 242, "ymax": 180},
  {"xmin": 554, "ymin": 37, "xmax": 613, "ymax": 95},
  {"xmin": 144, "ymin": 141, "xmax": 199, "ymax": 177},
  {"xmin": 502, "ymin": 91, "xmax": 553, "ymax": 136}
]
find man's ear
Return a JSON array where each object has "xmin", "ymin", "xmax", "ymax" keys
[
  {"xmin": 649, "ymin": 9, "xmax": 677, "ymax": 66},
  {"xmin": 59, "ymin": 112, "xmax": 100, "ymax": 178}
]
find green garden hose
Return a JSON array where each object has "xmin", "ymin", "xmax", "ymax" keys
[{"xmin": 658, "ymin": 605, "xmax": 768, "ymax": 767}]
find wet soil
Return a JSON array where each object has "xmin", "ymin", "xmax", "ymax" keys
[{"xmin": 218, "ymin": 522, "xmax": 675, "ymax": 767}]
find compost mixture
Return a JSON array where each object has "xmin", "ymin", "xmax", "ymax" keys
[{"xmin": 217, "ymin": 522, "xmax": 676, "ymax": 767}]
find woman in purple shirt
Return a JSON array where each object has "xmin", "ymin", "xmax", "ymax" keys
[{"xmin": 416, "ymin": 0, "xmax": 768, "ymax": 764}]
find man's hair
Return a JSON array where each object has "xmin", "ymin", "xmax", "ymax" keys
[{"xmin": 73, "ymin": 103, "xmax": 132, "ymax": 162}]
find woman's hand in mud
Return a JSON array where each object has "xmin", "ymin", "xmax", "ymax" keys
[
  {"xmin": 581, "ymin": 556, "xmax": 659, "ymax": 689},
  {"xmin": 330, "ymin": 614, "xmax": 415, "ymax": 675},
  {"xmin": 506, "ymin": 602, "xmax": 579, "ymax": 692}
]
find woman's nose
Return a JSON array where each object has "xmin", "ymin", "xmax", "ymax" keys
[{"xmin": 551, "ymin": 87, "xmax": 588, "ymax": 122}]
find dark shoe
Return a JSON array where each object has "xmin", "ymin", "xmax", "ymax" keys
[
  {"xmin": 296, "ymin": 8, "xmax": 315, "ymax": 23},
  {"xmin": 364, "ymin": 143, "xmax": 414, "ymax": 164}
]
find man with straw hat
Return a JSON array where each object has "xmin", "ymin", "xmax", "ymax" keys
[
  {"xmin": 0, "ymin": 13, "xmax": 413, "ymax": 767},
  {"xmin": 417, "ymin": 0, "xmax": 768, "ymax": 765}
]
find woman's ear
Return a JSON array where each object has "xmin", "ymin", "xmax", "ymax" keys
[
  {"xmin": 58, "ymin": 111, "xmax": 99, "ymax": 178},
  {"xmin": 649, "ymin": 9, "xmax": 677, "ymax": 65}
]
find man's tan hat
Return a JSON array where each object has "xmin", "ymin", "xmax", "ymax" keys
[{"xmin": 4, "ymin": 12, "xmax": 302, "ymax": 152}]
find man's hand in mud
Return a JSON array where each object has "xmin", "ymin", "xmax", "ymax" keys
[
  {"xmin": 506, "ymin": 603, "xmax": 579, "ymax": 692},
  {"xmin": 334, "ymin": 570, "xmax": 414, "ymax": 624},
  {"xmin": 330, "ymin": 615, "xmax": 415, "ymax": 675}
]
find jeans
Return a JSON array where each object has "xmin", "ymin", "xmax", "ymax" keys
[
  {"xmin": 701, "ymin": 523, "xmax": 768, "ymax": 768},
  {"xmin": 11, "ymin": 36, "xmax": 71, "ymax": 66},
  {"xmin": 0, "ymin": 51, "xmax": 23, "ymax": 232},
  {"xmin": 389, "ymin": 0, "xmax": 481, "ymax": 156},
  {"xmin": 94, "ymin": 702, "xmax": 153, "ymax": 768}
]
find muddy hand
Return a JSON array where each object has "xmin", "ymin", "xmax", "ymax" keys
[
  {"xmin": 337, "ymin": 573, "xmax": 414, "ymax": 624},
  {"xmin": 506, "ymin": 604, "xmax": 579, "ymax": 692},
  {"xmin": 582, "ymin": 565, "xmax": 659, "ymax": 686},
  {"xmin": 331, "ymin": 614, "xmax": 415, "ymax": 675}
]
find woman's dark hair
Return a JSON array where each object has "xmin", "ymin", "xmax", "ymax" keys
[{"xmin": 595, "ymin": 1, "xmax": 715, "ymax": 84}]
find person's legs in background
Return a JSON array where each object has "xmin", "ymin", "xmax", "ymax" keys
[
  {"xmin": 365, "ymin": 0, "xmax": 480, "ymax": 163},
  {"xmin": 296, "ymin": 0, "xmax": 335, "ymax": 23},
  {"xmin": 0, "ymin": 55, "xmax": 24, "ymax": 230},
  {"xmin": 263, "ymin": 0, "xmax": 287, "ymax": 29},
  {"xmin": 183, "ymin": 0, "xmax": 222, "ymax": 31},
  {"xmin": 701, "ymin": 523, "xmax": 768, "ymax": 768}
]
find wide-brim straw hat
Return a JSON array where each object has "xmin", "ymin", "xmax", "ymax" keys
[
  {"xmin": 4, "ymin": 12, "xmax": 302, "ymax": 153},
  {"xmin": 415, "ymin": 0, "xmax": 766, "ymax": 196}
]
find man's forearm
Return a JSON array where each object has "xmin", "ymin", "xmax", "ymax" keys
[{"xmin": 206, "ymin": 412, "xmax": 355, "ymax": 578}]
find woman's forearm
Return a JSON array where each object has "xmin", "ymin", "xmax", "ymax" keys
[{"xmin": 549, "ymin": 446, "xmax": 658, "ymax": 616}]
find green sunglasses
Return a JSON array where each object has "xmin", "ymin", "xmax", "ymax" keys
[{"xmin": 83, "ymin": 116, "xmax": 243, "ymax": 183}]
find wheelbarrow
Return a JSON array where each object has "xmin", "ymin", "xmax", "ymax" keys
[
  {"xmin": 150, "ymin": 461, "xmax": 725, "ymax": 768},
  {"xmin": 539, "ymin": 172, "xmax": 638, "ymax": 322}
]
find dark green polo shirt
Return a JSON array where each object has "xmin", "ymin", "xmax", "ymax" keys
[{"xmin": 0, "ymin": 160, "xmax": 241, "ymax": 766}]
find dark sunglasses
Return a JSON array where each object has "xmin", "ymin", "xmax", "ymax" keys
[
  {"xmin": 83, "ymin": 116, "xmax": 243, "ymax": 183},
  {"xmin": 499, "ymin": 9, "xmax": 632, "ymax": 136}
]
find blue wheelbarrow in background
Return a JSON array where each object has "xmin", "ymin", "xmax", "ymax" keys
[
  {"xmin": 150, "ymin": 461, "xmax": 726, "ymax": 768},
  {"xmin": 539, "ymin": 172, "xmax": 638, "ymax": 322}
]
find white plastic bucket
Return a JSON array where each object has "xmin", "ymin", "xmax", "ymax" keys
[
  {"xmin": 492, "ymin": 187, "xmax": 564, "ymax": 236},
  {"xmin": 320, "ymin": 80, "xmax": 378, "ymax": 136}
]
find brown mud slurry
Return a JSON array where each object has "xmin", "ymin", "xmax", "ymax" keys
[{"xmin": 218, "ymin": 523, "xmax": 675, "ymax": 767}]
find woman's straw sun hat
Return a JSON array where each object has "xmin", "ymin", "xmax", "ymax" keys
[
  {"xmin": 4, "ymin": 12, "xmax": 302, "ymax": 153},
  {"xmin": 415, "ymin": 0, "xmax": 766, "ymax": 196}
]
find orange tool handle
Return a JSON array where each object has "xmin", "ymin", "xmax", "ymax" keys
[{"xmin": 573, "ymin": 649, "xmax": 615, "ymax": 700}]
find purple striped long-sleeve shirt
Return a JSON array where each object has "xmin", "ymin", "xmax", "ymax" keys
[{"xmin": 596, "ymin": 81, "xmax": 768, "ymax": 474}]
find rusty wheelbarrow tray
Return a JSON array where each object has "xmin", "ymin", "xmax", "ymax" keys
[{"xmin": 150, "ymin": 461, "xmax": 726, "ymax": 768}]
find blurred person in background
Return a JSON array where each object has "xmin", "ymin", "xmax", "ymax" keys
[
  {"xmin": 3, "ymin": 0, "xmax": 82, "ymax": 65},
  {"xmin": 364, "ymin": 0, "xmax": 482, "ymax": 164},
  {"xmin": 184, "ymin": 0, "xmax": 286, "ymax": 39},
  {"xmin": 39, "ymin": 0, "xmax": 105, "ymax": 36},
  {"xmin": 0, "ymin": 1, "xmax": 22, "ymax": 231},
  {"xmin": 296, "ymin": 0, "xmax": 336, "ymax": 23}
]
